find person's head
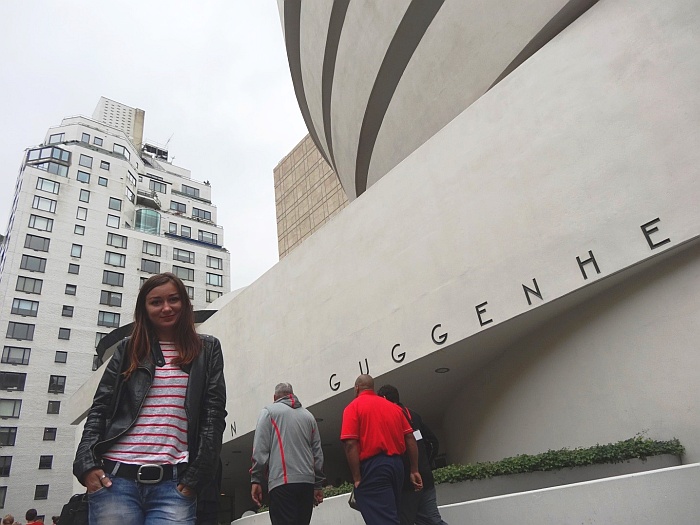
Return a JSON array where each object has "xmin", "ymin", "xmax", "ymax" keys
[
  {"xmin": 3, "ymin": 514, "xmax": 14, "ymax": 525},
  {"xmin": 274, "ymin": 382, "xmax": 293, "ymax": 401},
  {"xmin": 354, "ymin": 374, "xmax": 374, "ymax": 397},
  {"xmin": 126, "ymin": 272, "xmax": 201, "ymax": 377},
  {"xmin": 51, "ymin": 517, "xmax": 59, "ymax": 525},
  {"xmin": 25, "ymin": 510, "xmax": 36, "ymax": 522},
  {"xmin": 377, "ymin": 384, "xmax": 400, "ymax": 404}
]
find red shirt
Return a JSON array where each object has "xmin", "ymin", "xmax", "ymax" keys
[{"xmin": 340, "ymin": 390, "xmax": 413, "ymax": 461}]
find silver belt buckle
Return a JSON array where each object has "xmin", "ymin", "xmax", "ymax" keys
[{"xmin": 137, "ymin": 464, "xmax": 163, "ymax": 484}]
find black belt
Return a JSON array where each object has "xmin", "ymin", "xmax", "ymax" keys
[{"xmin": 103, "ymin": 459, "xmax": 188, "ymax": 484}]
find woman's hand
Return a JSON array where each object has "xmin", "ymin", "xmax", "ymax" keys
[
  {"xmin": 82, "ymin": 468, "xmax": 113, "ymax": 493},
  {"xmin": 177, "ymin": 483, "xmax": 195, "ymax": 498}
]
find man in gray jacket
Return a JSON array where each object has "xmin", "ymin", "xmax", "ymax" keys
[{"xmin": 251, "ymin": 383, "xmax": 325, "ymax": 524}]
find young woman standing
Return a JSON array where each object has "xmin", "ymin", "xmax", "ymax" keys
[{"xmin": 73, "ymin": 273, "xmax": 227, "ymax": 525}]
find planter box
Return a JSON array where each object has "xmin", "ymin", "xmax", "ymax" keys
[{"xmin": 435, "ymin": 454, "xmax": 681, "ymax": 505}]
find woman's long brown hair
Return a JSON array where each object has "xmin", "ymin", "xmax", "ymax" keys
[{"xmin": 124, "ymin": 272, "xmax": 202, "ymax": 378}]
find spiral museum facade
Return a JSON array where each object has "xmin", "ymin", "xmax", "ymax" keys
[{"xmin": 73, "ymin": 0, "xmax": 700, "ymax": 521}]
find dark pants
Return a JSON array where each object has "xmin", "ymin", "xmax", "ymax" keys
[
  {"xmin": 269, "ymin": 483, "xmax": 314, "ymax": 525},
  {"xmin": 355, "ymin": 454, "xmax": 404, "ymax": 525},
  {"xmin": 400, "ymin": 486, "xmax": 448, "ymax": 525}
]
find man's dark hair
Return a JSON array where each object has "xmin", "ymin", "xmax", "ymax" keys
[
  {"xmin": 25, "ymin": 509, "xmax": 37, "ymax": 521},
  {"xmin": 377, "ymin": 384, "xmax": 400, "ymax": 404}
]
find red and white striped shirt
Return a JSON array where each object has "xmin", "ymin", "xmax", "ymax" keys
[{"xmin": 103, "ymin": 342, "xmax": 189, "ymax": 465}]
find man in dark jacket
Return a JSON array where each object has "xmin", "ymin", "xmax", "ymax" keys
[
  {"xmin": 250, "ymin": 383, "xmax": 325, "ymax": 524},
  {"xmin": 378, "ymin": 384, "xmax": 448, "ymax": 525}
]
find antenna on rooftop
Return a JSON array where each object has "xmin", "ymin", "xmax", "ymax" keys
[{"xmin": 165, "ymin": 133, "xmax": 174, "ymax": 149}]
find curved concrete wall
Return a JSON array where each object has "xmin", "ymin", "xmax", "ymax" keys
[{"xmin": 283, "ymin": 0, "xmax": 599, "ymax": 199}]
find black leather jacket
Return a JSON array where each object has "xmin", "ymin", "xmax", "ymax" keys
[{"xmin": 73, "ymin": 334, "xmax": 227, "ymax": 492}]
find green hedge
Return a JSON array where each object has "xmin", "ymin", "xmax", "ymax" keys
[{"xmin": 322, "ymin": 435, "xmax": 684, "ymax": 496}]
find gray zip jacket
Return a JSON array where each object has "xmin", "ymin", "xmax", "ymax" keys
[{"xmin": 250, "ymin": 393, "xmax": 325, "ymax": 491}]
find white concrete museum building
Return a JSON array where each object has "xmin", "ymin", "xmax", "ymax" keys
[{"xmin": 73, "ymin": 0, "xmax": 700, "ymax": 523}]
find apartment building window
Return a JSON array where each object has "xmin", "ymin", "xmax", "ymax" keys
[
  {"xmin": 173, "ymin": 248, "xmax": 194, "ymax": 264},
  {"xmin": 125, "ymin": 187, "xmax": 135, "ymax": 203},
  {"xmin": 79, "ymin": 189, "xmax": 90, "ymax": 203},
  {"xmin": 58, "ymin": 328, "xmax": 70, "ymax": 340},
  {"xmin": 24, "ymin": 234, "xmax": 50, "ymax": 252},
  {"xmin": 11, "ymin": 299, "xmax": 38, "ymax": 317},
  {"xmin": 181, "ymin": 225, "xmax": 191, "ymax": 238},
  {"xmin": 95, "ymin": 332, "xmax": 107, "ymax": 348},
  {"xmin": 142, "ymin": 241, "xmax": 161, "ymax": 257},
  {"xmin": 172, "ymin": 266, "xmax": 194, "ymax": 282},
  {"xmin": 0, "ymin": 428, "xmax": 17, "ymax": 447},
  {"xmin": 28, "ymin": 214, "xmax": 53, "ymax": 232},
  {"xmin": 2, "ymin": 347, "xmax": 30, "ymax": 365},
  {"xmin": 0, "ymin": 486, "xmax": 6, "ymax": 508},
  {"xmin": 0, "ymin": 457, "xmax": 11, "ymax": 477},
  {"xmin": 206, "ymin": 256, "xmax": 223, "ymax": 270},
  {"xmin": 43, "ymin": 427, "xmax": 57, "ymax": 441},
  {"xmin": 16, "ymin": 276, "xmax": 42, "ymax": 294},
  {"xmin": 65, "ymin": 284, "xmax": 77, "ymax": 295},
  {"xmin": 6, "ymin": 322, "xmax": 34, "ymax": 341},
  {"xmin": 113, "ymin": 144, "xmax": 130, "ymax": 160},
  {"xmin": 62, "ymin": 305, "xmax": 74, "ymax": 317},
  {"xmin": 150, "ymin": 180, "xmax": 167, "ymax": 194},
  {"xmin": 78, "ymin": 154, "xmax": 93, "ymax": 168},
  {"xmin": 32, "ymin": 195, "xmax": 57, "ymax": 213},
  {"xmin": 106, "ymin": 214, "xmax": 120, "ymax": 228},
  {"xmin": 36, "ymin": 177, "xmax": 60, "ymax": 194},
  {"xmin": 98, "ymin": 176, "xmax": 108, "ymax": 186},
  {"xmin": 206, "ymin": 273, "xmax": 223, "ymax": 287},
  {"xmin": 107, "ymin": 232, "xmax": 128, "ymax": 249},
  {"xmin": 135, "ymin": 209, "xmax": 160, "ymax": 234},
  {"xmin": 20, "ymin": 254, "xmax": 46, "ymax": 273},
  {"xmin": 71, "ymin": 244, "xmax": 82, "ymax": 258},
  {"xmin": 76, "ymin": 206, "xmax": 88, "ymax": 220},
  {"xmin": 100, "ymin": 291, "xmax": 122, "ymax": 307},
  {"xmin": 198, "ymin": 231, "xmax": 218, "ymax": 245},
  {"xmin": 185, "ymin": 286, "xmax": 194, "ymax": 300},
  {"xmin": 98, "ymin": 311, "xmax": 120, "ymax": 328},
  {"xmin": 47, "ymin": 401, "xmax": 60, "ymax": 415},
  {"xmin": 94, "ymin": 136, "xmax": 103, "ymax": 147},
  {"xmin": 128, "ymin": 171, "xmax": 137, "ymax": 186},
  {"xmin": 76, "ymin": 171, "xmax": 90, "ymax": 183},
  {"xmin": 169, "ymin": 223, "xmax": 177, "ymax": 234},
  {"xmin": 48, "ymin": 133, "xmax": 64, "ymax": 144},
  {"xmin": 170, "ymin": 201, "xmax": 186, "ymax": 213},
  {"xmin": 55, "ymin": 351, "xmax": 67, "ymax": 363},
  {"xmin": 102, "ymin": 270, "xmax": 124, "ymax": 287},
  {"xmin": 81, "ymin": 133, "xmax": 90, "ymax": 143},
  {"xmin": 140, "ymin": 259, "xmax": 160, "ymax": 274},
  {"xmin": 68, "ymin": 263, "xmax": 80, "ymax": 274},
  {"xmin": 104, "ymin": 251, "xmax": 126, "ymax": 268},
  {"xmin": 0, "ymin": 373, "xmax": 26, "ymax": 392},
  {"xmin": 109, "ymin": 197, "xmax": 122, "ymax": 211},
  {"xmin": 192, "ymin": 208, "xmax": 211, "ymax": 221},
  {"xmin": 100, "ymin": 160, "xmax": 110, "ymax": 170},
  {"xmin": 206, "ymin": 290, "xmax": 223, "ymax": 303},
  {"xmin": 0, "ymin": 400, "xmax": 21, "ymax": 418},
  {"xmin": 35, "ymin": 160, "xmax": 68, "ymax": 177},
  {"xmin": 74, "ymin": 224, "xmax": 85, "ymax": 235},
  {"xmin": 39, "ymin": 455, "xmax": 53, "ymax": 469},
  {"xmin": 181, "ymin": 184, "xmax": 199, "ymax": 198},
  {"xmin": 48, "ymin": 375, "xmax": 66, "ymax": 394},
  {"xmin": 34, "ymin": 484, "xmax": 49, "ymax": 500}
]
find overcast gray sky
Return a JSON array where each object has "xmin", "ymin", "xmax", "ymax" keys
[{"xmin": 0, "ymin": 1, "xmax": 307, "ymax": 290}]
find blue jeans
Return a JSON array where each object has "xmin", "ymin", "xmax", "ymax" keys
[{"xmin": 88, "ymin": 474, "xmax": 196, "ymax": 525}]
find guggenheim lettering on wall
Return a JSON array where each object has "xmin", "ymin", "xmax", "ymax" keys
[{"xmin": 325, "ymin": 217, "xmax": 673, "ymax": 393}]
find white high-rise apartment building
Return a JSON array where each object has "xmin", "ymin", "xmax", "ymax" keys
[{"xmin": 0, "ymin": 98, "xmax": 230, "ymax": 516}]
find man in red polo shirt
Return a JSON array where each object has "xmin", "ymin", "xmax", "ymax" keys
[{"xmin": 341, "ymin": 374, "xmax": 423, "ymax": 524}]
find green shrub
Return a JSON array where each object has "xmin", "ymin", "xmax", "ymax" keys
[{"xmin": 316, "ymin": 435, "xmax": 683, "ymax": 497}]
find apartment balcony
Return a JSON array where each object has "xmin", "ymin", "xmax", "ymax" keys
[{"xmin": 136, "ymin": 189, "xmax": 161, "ymax": 210}]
